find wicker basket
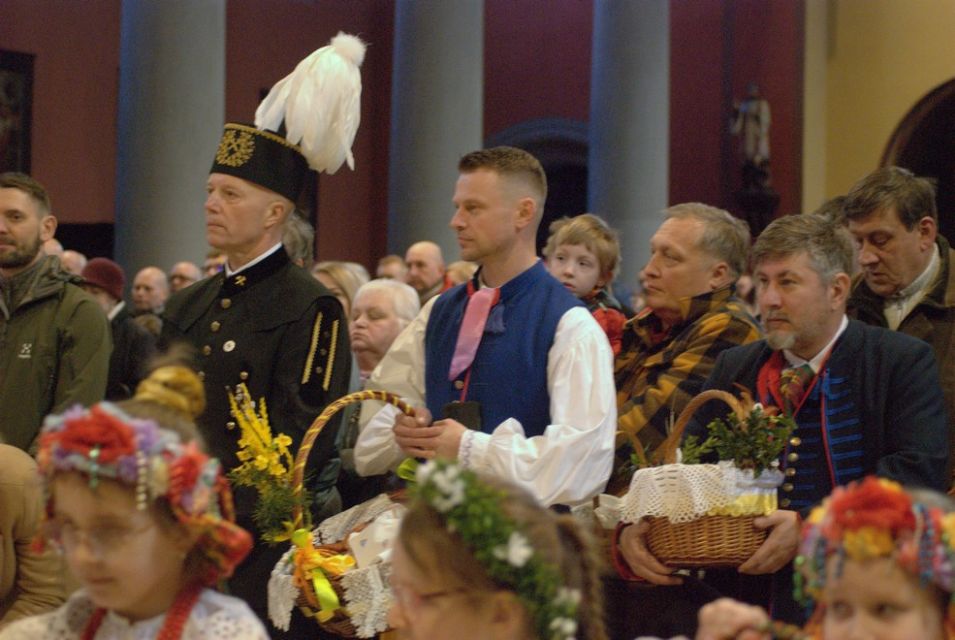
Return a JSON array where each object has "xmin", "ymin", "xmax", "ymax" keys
[
  {"xmin": 289, "ymin": 390, "xmax": 414, "ymax": 638},
  {"xmin": 636, "ymin": 389, "xmax": 769, "ymax": 569}
]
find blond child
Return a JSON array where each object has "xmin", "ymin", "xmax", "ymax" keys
[
  {"xmin": 388, "ymin": 460, "xmax": 607, "ymax": 640},
  {"xmin": 0, "ymin": 366, "xmax": 267, "ymax": 640},
  {"xmin": 695, "ymin": 476, "xmax": 955, "ymax": 640},
  {"xmin": 544, "ymin": 214, "xmax": 627, "ymax": 355}
]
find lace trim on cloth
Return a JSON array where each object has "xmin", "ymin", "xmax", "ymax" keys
[
  {"xmin": 269, "ymin": 494, "xmax": 401, "ymax": 633},
  {"xmin": 341, "ymin": 563, "xmax": 393, "ymax": 638},
  {"xmin": 267, "ymin": 548, "xmax": 299, "ymax": 632},
  {"xmin": 620, "ymin": 461, "xmax": 782, "ymax": 523},
  {"xmin": 0, "ymin": 589, "xmax": 269, "ymax": 640}
]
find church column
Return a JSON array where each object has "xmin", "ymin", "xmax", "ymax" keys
[
  {"xmin": 387, "ymin": 0, "xmax": 484, "ymax": 259},
  {"xmin": 588, "ymin": 1, "xmax": 670, "ymax": 293},
  {"xmin": 114, "ymin": 0, "xmax": 225, "ymax": 277}
]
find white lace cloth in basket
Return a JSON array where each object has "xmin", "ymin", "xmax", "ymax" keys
[
  {"xmin": 0, "ymin": 588, "xmax": 269, "ymax": 640},
  {"xmin": 620, "ymin": 461, "xmax": 783, "ymax": 524},
  {"xmin": 316, "ymin": 493, "xmax": 396, "ymax": 544},
  {"xmin": 341, "ymin": 563, "xmax": 393, "ymax": 637},
  {"xmin": 268, "ymin": 493, "xmax": 400, "ymax": 636}
]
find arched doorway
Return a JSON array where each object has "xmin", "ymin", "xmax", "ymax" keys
[
  {"xmin": 882, "ymin": 78, "xmax": 955, "ymax": 242},
  {"xmin": 485, "ymin": 118, "xmax": 588, "ymax": 253}
]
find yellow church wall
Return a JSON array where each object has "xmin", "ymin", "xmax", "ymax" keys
[{"xmin": 803, "ymin": 0, "xmax": 955, "ymax": 208}]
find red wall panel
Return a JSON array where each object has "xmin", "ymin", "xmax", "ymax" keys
[{"xmin": 0, "ymin": 0, "xmax": 120, "ymax": 224}]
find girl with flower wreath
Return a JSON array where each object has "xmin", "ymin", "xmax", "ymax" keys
[
  {"xmin": 388, "ymin": 459, "xmax": 607, "ymax": 640},
  {"xmin": 691, "ymin": 476, "xmax": 955, "ymax": 640},
  {"xmin": 0, "ymin": 365, "xmax": 268, "ymax": 640}
]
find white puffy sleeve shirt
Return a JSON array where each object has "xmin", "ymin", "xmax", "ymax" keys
[{"xmin": 354, "ymin": 298, "xmax": 616, "ymax": 506}]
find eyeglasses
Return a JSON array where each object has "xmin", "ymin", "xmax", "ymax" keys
[
  {"xmin": 44, "ymin": 519, "xmax": 154, "ymax": 559},
  {"xmin": 390, "ymin": 580, "xmax": 469, "ymax": 612}
]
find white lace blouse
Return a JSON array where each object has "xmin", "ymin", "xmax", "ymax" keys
[{"xmin": 0, "ymin": 588, "xmax": 269, "ymax": 640}]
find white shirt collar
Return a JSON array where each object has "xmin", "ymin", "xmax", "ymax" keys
[
  {"xmin": 225, "ymin": 243, "xmax": 283, "ymax": 277},
  {"xmin": 890, "ymin": 244, "xmax": 940, "ymax": 301},
  {"xmin": 783, "ymin": 314, "xmax": 848, "ymax": 373},
  {"xmin": 107, "ymin": 300, "xmax": 125, "ymax": 321}
]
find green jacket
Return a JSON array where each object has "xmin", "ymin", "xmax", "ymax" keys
[{"xmin": 0, "ymin": 255, "xmax": 111, "ymax": 451}]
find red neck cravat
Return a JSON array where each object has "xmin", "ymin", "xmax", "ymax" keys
[{"xmin": 448, "ymin": 286, "xmax": 500, "ymax": 380}]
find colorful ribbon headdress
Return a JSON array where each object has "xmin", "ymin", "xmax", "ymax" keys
[
  {"xmin": 37, "ymin": 402, "xmax": 252, "ymax": 586},
  {"xmin": 797, "ymin": 476, "xmax": 955, "ymax": 636}
]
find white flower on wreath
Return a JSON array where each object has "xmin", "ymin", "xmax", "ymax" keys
[
  {"xmin": 416, "ymin": 460, "xmax": 437, "ymax": 485},
  {"xmin": 549, "ymin": 616, "xmax": 577, "ymax": 639},
  {"xmin": 430, "ymin": 465, "xmax": 466, "ymax": 513},
  {"xmin": 554, "ymin": 587, "xmax": 581, "ymax": 608},
  {"xmin": 493, "ymin": 531, "xmax": 533, "ymax": 568}
]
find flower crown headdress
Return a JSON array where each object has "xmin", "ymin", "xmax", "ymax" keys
[
  {"xmin": 413, "ymin": 460, "xmax": 580, "ymax": 640},
  {"xmin": 797, "ymin": 476, "xmax": 955, "ymax": 624},
  {"xmin": 36, "ymin": 402, "xmax": 252, "ymax": 585}
]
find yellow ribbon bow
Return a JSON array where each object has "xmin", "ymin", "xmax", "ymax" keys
[{"xmin": 291, "ymin": 529, "xmax": 355, "ymax": 622}]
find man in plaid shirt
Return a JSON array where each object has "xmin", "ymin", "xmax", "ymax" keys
[{"xmin": 612, "ymin": 203, "xmax": 761, "ymax": 489}]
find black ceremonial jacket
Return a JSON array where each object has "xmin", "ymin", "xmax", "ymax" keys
[{"xmin": 161, "ymin": 248, "xmax": 351, "ymax": 506}]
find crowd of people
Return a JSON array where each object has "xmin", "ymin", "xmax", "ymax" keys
[
  {"xmin": 0, "ymin": 37, "xmax": 953, "ymax": 640},
  {"xmin": 1, "ymin": 142, "xmax": 951, "ymax": 638}
]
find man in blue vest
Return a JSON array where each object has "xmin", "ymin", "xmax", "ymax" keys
[
  {"xmin": 614, "ymin": 213, "xmax": 948, "ymax": 628},
  {"xmin": 355, "ymin": 146, "xmax": 616, "ymax": 506}
]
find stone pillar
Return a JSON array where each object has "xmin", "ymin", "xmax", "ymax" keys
[
  {"xmin": 588, "ymin": 1, "xmax": 669, "ymax": 292},
  {"xmin": 114, "ymin": 0, "xmax": 225, "ymax": 278},
  {"xmin": 387, "ymin": 0, "xmax": 484, "ymax": 259}
]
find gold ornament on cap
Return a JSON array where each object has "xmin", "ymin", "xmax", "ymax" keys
[{"xmin": 215, "ymin": 129, "xmax": 256, "ymax": 167}]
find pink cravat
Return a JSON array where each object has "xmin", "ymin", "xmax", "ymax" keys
[{"xmin": 448, "ymin": 286, "xmax": 500, "ymax": 380}]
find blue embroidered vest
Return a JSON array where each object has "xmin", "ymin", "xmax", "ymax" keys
[
  {"xmin": 424, "ymin": 261, "xmax": 582, "ymax": 437},
  {"xmin": 775, "ymin": 371, "xmax": 865, "ymax": 512}
]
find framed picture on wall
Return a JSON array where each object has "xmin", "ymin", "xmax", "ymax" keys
[{"xmin": 0, "ymin": 50, "xmax": 34, "ymax": 174}]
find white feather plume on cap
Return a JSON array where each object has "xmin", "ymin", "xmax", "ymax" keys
[{"xmin": 254, "ymin": 32, "xmax": 366, "ymax": 175}]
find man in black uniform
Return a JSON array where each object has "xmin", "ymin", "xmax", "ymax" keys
[{"xmin": 161, "ymin": 123, "xmax": 351, "ymax": 632}]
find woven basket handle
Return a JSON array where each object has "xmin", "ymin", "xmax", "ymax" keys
[
  {"xmin": 656, "ymin": 389, "xmax": 744, "ymax": 465},
  {"xmin": 292, "ymin": 390, "xmax": 415, "ymax": 529}
]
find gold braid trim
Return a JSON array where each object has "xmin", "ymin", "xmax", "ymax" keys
[
  {"xmin": 223, "ymin": 123, "xmax": 304, "ymax": 153},
  {"xmin": 322, "ymin": 319, "xmax": 339, "ymax": 391},
  {"xmin": 302, "ymin": 312, "xmax": 323, "ymax": 385}
]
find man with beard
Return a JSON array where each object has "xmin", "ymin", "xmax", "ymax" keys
[
  {"xmin": 0, "ymin": 172, "xmax": 110, "ymax": 451},
  {"xmin": 614, "ymin": 213, "xmax": 948, "ymax": 630}
]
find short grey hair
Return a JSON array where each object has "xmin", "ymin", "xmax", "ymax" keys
[
  {"xmin": 752, "ymin": 214, "xmax": 856, "ymax": 283},
  {"xmin": 282, "ymin": 211, "xmax": 315, "ymax": 269},
  {"xmin": 353, "ymin": 278, "xmax": 420, "ymax": 328},
  {"xmin": 664, "ymin": 203, "xmax": 750, "ymax": 278}
]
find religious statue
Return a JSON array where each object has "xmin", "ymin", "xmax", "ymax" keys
[{"xmin": 731, "ymin": 83, "xmax": 771, "ymax": 190}]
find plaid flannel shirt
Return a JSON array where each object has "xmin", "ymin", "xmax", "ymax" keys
[{"xmin": 614, "ymin": 286, "xmax": 761, "ymax": 465}]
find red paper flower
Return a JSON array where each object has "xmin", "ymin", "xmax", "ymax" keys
[
  {"xmin": 168, "ymin": 443, "xmax": 212, "ymax": 515},
  {"xmin": 593, "ymin": 307, "xmax": 627, "ymax": 356},
  {"xmin": 826, "ymin": 476, "xmax": 915, "ymax": 535},
  {"xmin": 54, "ymin": 406, "xmax": 137, "ymax": 463}
]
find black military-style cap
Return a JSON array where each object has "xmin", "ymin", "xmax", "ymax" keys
[{"xmin": 209, "ymin": 123, "xmax": 309, "ymax": 202}]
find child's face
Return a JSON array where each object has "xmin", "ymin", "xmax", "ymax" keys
[
  {"xmin": 547, "ymin": 243, "xmax": 604, "ymax": 299},
  {"xmin": 821, "ymin": 556, "xmax": 946, "ymax": 640},
  {"xmin": 51, "ymin": 473, "xmax": 192, "ymax": 621},
  {"xmin": 388, "ymin": 540, "xmax": 509, "ymax": 640}
]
